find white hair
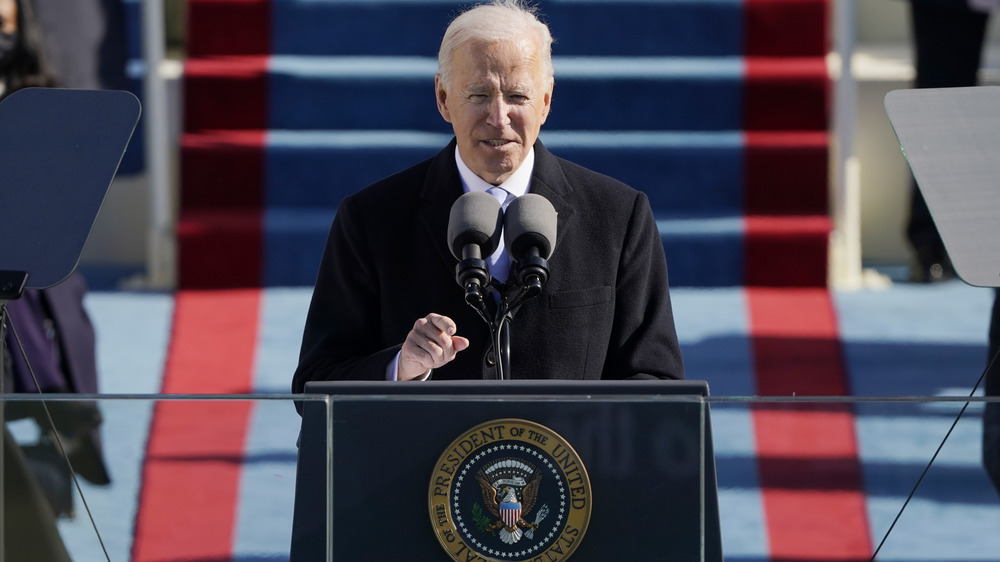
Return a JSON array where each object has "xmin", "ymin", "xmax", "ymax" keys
[{"xmin": 437, "ymin": 0, "xmax": 554, "ymax": 88}]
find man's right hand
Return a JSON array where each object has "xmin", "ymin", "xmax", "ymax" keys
[{"xmin": 397, "ymin": 313, "xmax": 470, "ymax": 381}]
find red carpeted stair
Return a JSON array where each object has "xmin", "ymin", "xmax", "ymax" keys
[{"xmin": 178, "ymin": 0, "xmax": 831, "ymax": 290}]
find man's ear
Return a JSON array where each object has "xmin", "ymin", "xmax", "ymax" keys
[
  {"xmin": 540, "ymin": 78, "xmax": 554, "ymax": 124},
  {"xmin": 435, "ymin": 74, "xmax": 452, "ymax": 123}
]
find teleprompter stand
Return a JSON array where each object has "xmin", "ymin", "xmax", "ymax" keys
[
  {"xmin": 882, "ymin": 86, "xmax": 1000, "ymax": 557},
  {"xmin": 885, "ymin": 86, "xmax": 1000, "ymax": 288},
  {"xmin": 0, "ymin": 87, "xmax": 140, "ymax": 561}
]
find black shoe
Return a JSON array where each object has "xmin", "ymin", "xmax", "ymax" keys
[
  {"xmin": 910, "ymin": 261, "xmax": 955, "ymax": 283},
  {"xmin": 909, "ymin": 250, "xmax": 955, "ymax": 283}
]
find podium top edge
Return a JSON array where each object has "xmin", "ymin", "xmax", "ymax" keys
[{"xmin": 304, "ymin": 379, "xmax": 710, "ymax": 397}]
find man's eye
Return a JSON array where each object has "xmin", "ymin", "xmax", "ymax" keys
[{"xmin": 469, "ymin": 94, "xmax": 488, "ymax": 102}]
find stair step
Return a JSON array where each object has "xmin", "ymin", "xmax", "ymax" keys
[
  {"xmin": 187, "ymin": 0, "xmax": 827, "ymax": 58},
  {"xmin": 183, "ymin": 55, "xmax": 828, "ymax": 132},
  {"xmin": 268, "ymin": 0, "xmax": 743, "ymax": 58},
  {"xmin": 177, "ymin": 209, "xmax": 828, "ymax": 288},
  {"xmin": 180, "ymin": 129, "xmax": 828, "ymax": 215},
  {"xmin": 176, "ymin": 210, "xmax": 263, "ymax": 288}
]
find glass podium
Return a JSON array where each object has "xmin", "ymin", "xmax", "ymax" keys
[{"xmin": 1, "ymin": 391, "xmax": 998, "ymax": 560}]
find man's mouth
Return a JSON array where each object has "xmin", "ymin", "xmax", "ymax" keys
[{"xmin": 484, "ymin": 139, "xmax": 513, "ymax": 147}]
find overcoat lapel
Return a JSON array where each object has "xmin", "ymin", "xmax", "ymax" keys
[
  {"xmin": 528, "ymin": 142, "xmax": 576, "ymax": 254},
  {"xmin": 418, "ymin": 140, "xmax": 465, "ymax": 271},
  {"xmin": 415, "ymin": 140, "xmax": 576, "ymax": 271}
]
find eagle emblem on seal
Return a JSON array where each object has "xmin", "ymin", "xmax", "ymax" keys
[
  {"xmin": 475, "ymin": 457, "xmax": 545, "ymax": 544},
  {"xmin": 429, "ymin": 419, "xmax": 592, "ymax": 561}
]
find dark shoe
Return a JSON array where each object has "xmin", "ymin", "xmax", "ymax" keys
[
  {"xmin": 909, "ymin": 251, "xmax": 956, "ymax": 283},
  {"xmin": 910, "ymin": 262, "xmax": 956, "ymax": 283},
  {"xmin": 21, "ymin": 442, "xmax": 75, "ymax": 519}
]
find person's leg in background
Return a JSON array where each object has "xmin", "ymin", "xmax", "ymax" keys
[
  {"xmin": 906, "ymin": 0, "xmax": 990, "ymax": 281},
  {"xmin": 984, "ymin": 289, "xmax": 1000, "ymax": 494}
]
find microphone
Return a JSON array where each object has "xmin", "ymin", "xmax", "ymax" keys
[
  {"xmin": 503, "ymin": 193, "xmax": 557, "ymax": 295},
  {"xmin": 447, "ymin": 191, "xmax": 504, "ymax": 305}
]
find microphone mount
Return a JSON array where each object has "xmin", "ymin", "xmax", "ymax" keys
[
  {"xmin": 512, "ymin": 247, "xmax": 549, "ymax": 299},
  {"xmin": 472, "ymin": 253, "xmax": 551, "ymax": 381},
  {"xmin": 455, "ymin": 245, "xmax": 491, "ymax": 322},
  {"xmin": 448, "ymin": 191, "xmax": 556, "ymax": 381}
]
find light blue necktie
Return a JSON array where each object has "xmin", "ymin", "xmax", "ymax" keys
[{"xmin": 486, "ymin": 186, "xmax": 511, "ymax": 282}]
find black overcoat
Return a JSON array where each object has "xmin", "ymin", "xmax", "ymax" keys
[{"xmin": 293, "ymin": 140, "xmax": 684, "ymax": 392}]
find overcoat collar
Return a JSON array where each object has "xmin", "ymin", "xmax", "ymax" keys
[{"xmin": 418, "ymin": 138, "xmax": 577, "ymax": 271}]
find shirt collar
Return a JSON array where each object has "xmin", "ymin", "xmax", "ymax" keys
[{"xmin": 454, "ymin": 145, "xmax": 534, "ymax": 198}]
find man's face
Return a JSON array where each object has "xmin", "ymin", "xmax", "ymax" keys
[
  {"xmin": 0, "ymin": 0, "xmax": 18, "ymax": 35},
  {"xmin": 435, "ymin": 37, "xmax": 553, "ymax": 185},
  {"xmin": 0, "ymin": 0, "xmax": 19, "ymax": 72}
]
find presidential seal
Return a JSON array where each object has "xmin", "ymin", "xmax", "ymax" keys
[{"xmin": 428, "ymin": 419, "xmax": 592, "ymax": 562}]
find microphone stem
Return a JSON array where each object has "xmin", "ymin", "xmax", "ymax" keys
[
  {"xmin": 464, "ymin": 282, "xmax": 490, "ymax": 326},
  {"xmin": 496, "ymin": 315, "xmax": 511, "ymax": 380}
]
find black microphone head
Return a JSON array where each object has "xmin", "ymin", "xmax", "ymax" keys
[
  {"xmin": 447, "ymin": 191, "xmax": 504, "ymax": 260},
  {"xmin": 504, "ymin": 193, "xmax": 557, "ymax": 260}
]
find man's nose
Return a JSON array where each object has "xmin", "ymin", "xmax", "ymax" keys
[{"xmin": 485, "ymin": 98, "xmax": 511, "ymax": 127}]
